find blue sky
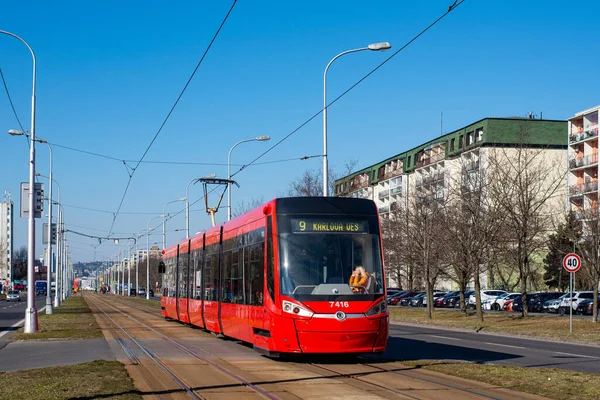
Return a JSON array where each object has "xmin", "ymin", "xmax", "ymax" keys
[{"xmin": 1, "ymin": 0, "xmax": 599, "ymax": 263}]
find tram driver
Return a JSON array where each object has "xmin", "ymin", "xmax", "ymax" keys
[{"xmin": 349, "ymin": 266, "xmax": 370, "ymax": 293}]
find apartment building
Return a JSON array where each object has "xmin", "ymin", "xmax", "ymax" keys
[
  {"xmin": 0, "ymin": 193, "xmax": 14, "ymax": 285},
  {"xmin": 568, "ymin": 105, "xmax": 600, "ymax": 219},
  {"xmin": 335, "ymin": 117, "xmax": 567, "ymax": 290}
]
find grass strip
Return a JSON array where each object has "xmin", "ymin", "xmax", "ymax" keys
[
  {"xmin": 0, "ymin": 360, "xmax": 141, "ymax": 400},
  {"xmin": 119, "ymin": 295, "xmax": 161, "ymax": 308},
  {"xmin": 402, "ymin": 360, "xmax": 600, "ymax": 400},
  {"xmin": 389, "ymin": 307, "xmax": 600, "ymax": 343},
  {"xmin": 13, "ymin": 295, "xmax": 103, "ymax": 340}
]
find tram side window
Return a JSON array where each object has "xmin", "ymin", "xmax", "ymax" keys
[
  {"xmin": 167, "ymin": 256, "xmax": 177, "ymax": 297},
  {"xmin": 245, "ymin": 242, "xmax": 264, "ymax": 306},
  {"xmin": 193, "ymin": 250, "xmax": 203, "ymax": 300},
  {"xmin": 178, "ymin": 249, "xmax": 189, "ymax": 299},
  {"xmin": 222, "ymin": 251, "xmax": 232, "ymax": 303},
  {"xmin": 204, "ymin": 249, "xmax": 214, "ymax": 301},
  {"xmin": 231, "ymin": 249, "xmax": 244, "ymax": 304}
]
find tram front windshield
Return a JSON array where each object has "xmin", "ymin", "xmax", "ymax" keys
[{"xmin": 278, "ymin": 217, "xmax": 384, "ymax": 299}]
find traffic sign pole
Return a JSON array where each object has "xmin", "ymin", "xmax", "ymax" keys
[
  {"xmin": 562, "ymin": 253, "xmax": 581, "ymax": 334},
  {"xmin": 570, "ymin": 272, "xmax": 573, "ymax": 334}
]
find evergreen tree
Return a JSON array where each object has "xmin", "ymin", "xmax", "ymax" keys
[{"xmin": 543, "ymin": 212, "xmax": 580, "ymax": 291}]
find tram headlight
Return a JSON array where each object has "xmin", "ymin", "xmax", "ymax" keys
[
  {"xmin": 282, "ymin": 300, "xmax": 314, "ymax": 318},
  {"xmin": 366, "ymin": 300, "xmax": 387, "ymax": 317}
]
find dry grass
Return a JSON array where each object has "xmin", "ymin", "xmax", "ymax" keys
[
  {"xmin": 0, "ymin": 360, "xmax": 141, "ymax": 400},
  {"xmin": 403, "ymin": 360, "xmax": 600, "ymax": 400},
  {"xmin": 12, "ymin": 295, "xmax": 103, "ymax": 340},
  {"xmin": 389, "ymin": 307, "xmax": 600, "ymax": 343}
]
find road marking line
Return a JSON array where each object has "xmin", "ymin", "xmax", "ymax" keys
[
  {"xmin": 483, "ymin": 342, "xmax": 525, "ymax": 350},
  {"xmin": 430, "ymin": 335, "xmax": 462, "ymax": 341},
  {"xmin": 0, "ymin": 319, "xmax": 25, "ymax": 338},
  {"xmin": 554, "ymin": 351, "xmax": 599, "ymax": 359}
]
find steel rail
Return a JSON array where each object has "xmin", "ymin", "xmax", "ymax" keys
[
  {"xmin": 88, "ymin": 297, "xmax": 204, "ymax": 400},
  {"xmin": 92, "ymin": 295, "xmax": 279, "ymax": 400}
]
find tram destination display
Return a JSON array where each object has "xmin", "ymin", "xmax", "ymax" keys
[{"xmin": 291, "ymin": 219, "xmax": 369, "ymax": 233}]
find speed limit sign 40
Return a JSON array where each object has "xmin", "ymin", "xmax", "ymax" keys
[{"xmin": 563, "ymin": 253, "xmax": 582, "ymax": 273}]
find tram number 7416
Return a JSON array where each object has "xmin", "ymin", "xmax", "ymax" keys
[{"xmin": 330, "ymin": 301, "xmax": 349, "ymax": 308}]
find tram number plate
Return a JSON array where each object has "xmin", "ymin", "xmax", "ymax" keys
[{"xmin": 330, "ymin": 301, "xmax": 349, "ymax": 308}]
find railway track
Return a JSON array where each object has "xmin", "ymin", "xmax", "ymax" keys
[
  {"xmin": 88, "ymin": 295, "xmax": 280, "ymax": 399},
  {"xmin": 88, "ymin": 294, "xmax": 540, "ymax": 400}
]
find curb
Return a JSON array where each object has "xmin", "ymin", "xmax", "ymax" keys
[{"xmin": 390, "ymin": 320, "xmax": 600, "ymax": 348}]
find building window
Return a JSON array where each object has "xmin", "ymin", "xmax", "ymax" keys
[
  {"xmin": 450, "ymin": 138, "xmax": 455, "ymax": 151},
  {"xmin": 459, "ymin": 136, "xmax": 464, "ymax": 149},
  {"xmin": 407, "ymin": 156, "xmax": 411, "ymax": 167},
  {"xmin": 476, "ymin": 129, "xmax": 483, "ymax": 141},
  {"xmin": 466, "ymin": 131, "xmax": 473, "ymax": 146}
]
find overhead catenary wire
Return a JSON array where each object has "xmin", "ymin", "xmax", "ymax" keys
[
  {"xmin": 230, "ymin": 0, "xmax": 465, "ymax": 180},
  {"xmin": 107, "ymin": 0, "xmax": 238, "ymax": 236},
  {"xmin": 1, "ymin": 67, "xmax": 30, "ymax": 148},
  {"xmin": 46, "ymin": 140, "xmax": 320, "ymax": 167}
]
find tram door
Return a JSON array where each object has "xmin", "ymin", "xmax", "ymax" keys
[
  {"xmin": 177, "ymin": 240, "xmax": 191, "ymax": 323},
  {"xmin": 175, "ymin": 245, "xmax": 180, "ymax": 319}
]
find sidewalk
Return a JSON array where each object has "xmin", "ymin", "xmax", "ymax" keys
[{"xmin": 0, "ymin": 338, "xmax": 114, "ymax": 372}]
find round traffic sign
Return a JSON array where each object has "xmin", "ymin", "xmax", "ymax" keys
[{"xmin": 563, "ymin": 253, "xmax": 582, "ymax": 273}]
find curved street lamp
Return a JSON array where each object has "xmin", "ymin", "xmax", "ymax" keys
[
  {"xmin": 322, "ymin": 42, "xmax": 391, "ymax": 196},
  {"xmin": 227, "ymin": 136, "xmax": 270, "ymax": 221},
  {"xmin": 2, "ymin": 30, "xmax": 38, "ymax": 333}
]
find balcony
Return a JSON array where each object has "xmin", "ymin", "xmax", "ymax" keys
[
  {"xmin": 464, "ymin": 160, "xmax": 480, "ymax": 172},
  {"xmin": 570, "ymin": 181, "xmax": 598, "ymax": 197},
  {"xmin": 570, "ymin": 125, "xmax": 599, "ymax": 144},
  {"xmin": 569, "ymin": 153, "xmax": 599, "ymax": 169},
  {"xmin": 390, "ymin": 186, "xmax": 403, "ymax": 195},
  {"xmin": 379, "ymin": 205, "xmax": 390, "ymax": 214},
  {"xmin": 378, "ymin": 189, "xmax": 390, "ymax": 199}
]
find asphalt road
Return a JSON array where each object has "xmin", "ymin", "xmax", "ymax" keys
[
  {"xmin": 386, "ymin": 323, "xmax": 600, "ymax": 374},
  {"xmin": 0, "ymin": 294, "xmax": 49, "ymax": 348}
]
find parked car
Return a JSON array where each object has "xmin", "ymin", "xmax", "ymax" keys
[
  {"xmin": 558, "ymin": 291, "xmax": 595, "ymax": 315},
  {"xmin": 388, "ymin": 291, "xmax": 418, "ymax": 306},
  {"xmin": 400, "ymin": 292, "xmax": 424, "ymax": 307},
  {"xmin": 13, "ymin": 282, "xmax": 25, "ymax": 291},
  {"xmin": 484, "ymin": 292, "xmax": 520, "ymax": 311},
  {"xmin": 409, "ymin": 293, "xmax": 427, "ymax": 307},
  {"xmin": 130, "ymin": 288, "xmax": 137, "ymax": 296},
  {"xmin": 434, "ymin": 291, "xmax": 459, "ymax": 308},
  {"xmin": 6, "ymin": 290, "xmax": 21, "ymax": 302},
  {"xmin": 444, "ymin": 291, "xmax": 474, "ymax": 308},
  {"xmin": 503, "ymin": 298, "xmax": 516, "ymax": 312},
  {"xmin": 528, "ymin": 292, "xmax": 565, "ymax": 312},
  {"xmin": 422, "ymin": 292, "xmax": 447, "ymax": 307},
  {"xmin": 576, "ymin": 297, "xmax": 599, "ymax": 315},
  {"xmin": 542, "ymin": 294, "xmax": 569, "ymax": 313},
  {"xmin": 387, "ymin": 290, "xmax": 404, "ymax": 302},
  {"xmin": 468, "ymin": 290, "xmax": 508, "ymax": 309}
]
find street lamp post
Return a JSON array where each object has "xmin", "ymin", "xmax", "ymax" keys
[
  {"xmin": 227, "ymin": 136, "xmax": 270, "ymax": 221},
  {"xmin": 185, "ymin": 178, "xmax": 201, "ymax": 238},
  {"xmin": 322, "ymin": 42, "xmax": 391, "ymax": 197},
  {"xmin": 148, "ymin": 215, "xmax": 165, "ymax": 300},
  {"xmin": 163, "ymin": 198, "xmax": 185, "ymax": 249},
  {"xmin": 2, "ymin": 29, "xmax": 38, "ymax": 333},
  {"xmin": 33, "ymin": 156, "xmax": 53, "ymax": 314}
]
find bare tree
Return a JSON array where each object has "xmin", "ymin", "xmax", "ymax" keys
[
  {"xmin": 487, "ymin": 124, "xmax": 566, "ymax": 317},
  {"xmin": 404, "ymin": 187, "xmax": 449, "ymax": 319},
  {"xmin": 288, "ymin": 159, "xmax": 359, "ymax": 197},
  {"xmin": 380, "ymin": 206, "xmax": 410, "ymax": 290},
  {"xmin": 233, "ymin": 196, "xmax": 265, "ymax": 218},
  {"xmin": 446, "ymin": 157, "xmax": 505, "ymax": 320},
  {"xmin": 578, "ymin": 209, "xmax": 600, "ymax": 322},
  {"xmin": 12, "ymin": 246, "xmax": 27, "ymax": 281},
  {"xmin": 288, "ymin": 168, "xmax": 324, "ymax": 196},
  {"xmin": 138, "ymin": 254, "xmax": 163, "ymax": 292}
]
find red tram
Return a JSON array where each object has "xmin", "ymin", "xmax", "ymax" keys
[{"xmin": 160, "ymin": 197, "xmax": 388, "ymax": 355}]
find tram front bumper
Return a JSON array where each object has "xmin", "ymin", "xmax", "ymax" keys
[{"xmin": 294, "ymin": 316, "xmax": 388, "ymax": 353}]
